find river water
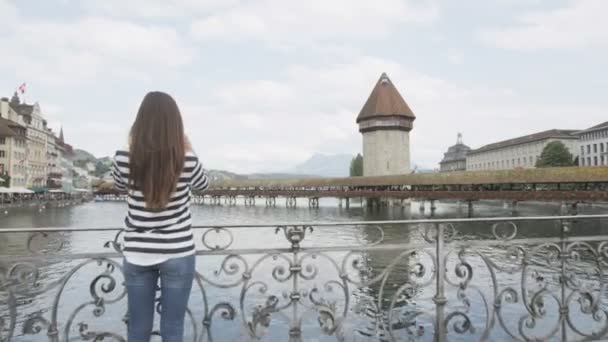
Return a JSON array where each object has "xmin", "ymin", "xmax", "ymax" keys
[{"xmin": 1, "ymin": 199, "xmax": 608, "ymax": 341}]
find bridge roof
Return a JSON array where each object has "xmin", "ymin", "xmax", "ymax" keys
[
  {"xmin": 208, "ymin": 166, "xmax": 608, "ymax": 188},
  {"xmin": 356, "ymin": 73, "xmax": 415, "ymax": 123}
]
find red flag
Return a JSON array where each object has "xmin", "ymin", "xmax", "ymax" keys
[{"xmin": 18, "ymin": 83, "xmax": 26, "ymax": 94}]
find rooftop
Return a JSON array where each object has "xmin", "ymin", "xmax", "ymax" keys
[
  {"xmin": 440, "ymin": 133, "xmax": 471, "ymax": 164},
  {"xmin": 469, "ymin": 129, "xmax": 579, "ymax": 155},
  {"xmin": 0, "ymin": 117, "xmax": 18, "ymax": 137},
  {"xmin": 573, "ymin": 121, "xmax": 608, "ymax": 135},
  {"xmin": 356, "ymin": 73, "xmax": 415, "ymax": 123}
]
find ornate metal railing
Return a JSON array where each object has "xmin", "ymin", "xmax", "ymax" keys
[{"xmin": 2, "ymin": 214, "xmax": 608, "ymax": 341}]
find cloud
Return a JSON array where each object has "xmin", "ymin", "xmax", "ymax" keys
[
  {"xmin": 79, "ymin": 0, "xmax": 238, "ymax": 18},
  {"xmin": 447, "ymin": 49, "xmax": 464, "ymax": 65},
  {"xmin": 0, "ymin": 9, "xmax": 193, "ymax": 86},
  {"xmin": 190, "ymin": 0, "xmax": 439, "ymax": 44},
  {"xmin": 0, "ymin": 0, "xmax": 17, "ymax": 24},
  {"xmin": 480, "ymin": 0, "xmax": 608, "ymax": 50}
]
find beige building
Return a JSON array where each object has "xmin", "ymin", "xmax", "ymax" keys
[
  {"xmin": 46, "ymin": 127, "xmax": 62, "ymax": 189},
  {"xmin": 575, "ymin": 121, "xmax": 608, "ymax": 166},
  {"xmin": 0, "ymin": 97, "xmax": 28, "ymax": 187},
  {"xmin": 8, "ymin": 93, "xmax": 49, "ymax": 189},
  {"xmin": 466, "ymin": 129, "xmax": 579, "ymax": 171},
  {"xmin": 357, "ymin": 73, "xmax": 416, "ymax": 176}
]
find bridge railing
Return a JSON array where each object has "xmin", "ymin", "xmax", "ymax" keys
[{"xmin": 2, "ymin": 215, "xmax": 608, "ymax": 341}]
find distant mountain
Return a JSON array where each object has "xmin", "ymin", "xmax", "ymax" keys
[
  {"xmin": 97, "ymin": 156, "xmax": 112, "ymax": 167},
  {"xmin": 207, "ymin": 170, "xmax": 316, "ymax": 182},
  {"xmin": 73, "ymin": 149, "xmax": 97, "ymax": 163},
  {"xmin": 247, "ymin": 173, "xmax": 317, "ymax": 180},
  {"xmin": 286, "ymin": 153, "xmax": 353, "ymax": 177},
  {"xmin": 208, "ymin": 170, "xmax": 247, "ymax": 182}
]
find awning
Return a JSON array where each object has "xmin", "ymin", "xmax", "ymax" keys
[{"xmin": 11, "ymin": 187, "xmax": 34, "ymax": 193}]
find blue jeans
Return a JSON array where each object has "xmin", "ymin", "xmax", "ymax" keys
[{"xmin": 123, "ymin": 255, "xmax": 195, "ymax": 342}]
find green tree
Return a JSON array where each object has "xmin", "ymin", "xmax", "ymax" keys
[
  {"xmin": 536, "ymin": 141, "xmax": 575, "ymax": 168},
  {"xmin": 95, "ymin": 160, "xmax": 111, "ymax": 177},
  {"xmin": 350, "ymin": 153, "xmax": 363, "ymax": 176}
]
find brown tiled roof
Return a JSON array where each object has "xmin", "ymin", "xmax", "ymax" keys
[
  {"xmin": 0, "ymin": 118, "xmax": 17, "ymax": 137},
  {"xmin": 469, "ymin": 129, "xmax": 579, "ymax": 155},
  {"xmin": 356, "ymin": 73, "xmax": 415, "ymax": 123}
]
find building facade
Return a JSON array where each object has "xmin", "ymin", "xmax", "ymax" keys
[
  {"xmin": 357, "ymin": 73, "xmax": 416, "ymax": 176},
  {"xmin": 60, "ymin": 138, "xmax": 75, "ymax": 193},
  {"xmin": 8, "ymin": 94, "xmax": 49, "ymax": 189},
  {"xmin": 439, "ymin": 133, "xmax": 471, "ymax": 172},
  {"xmin": 46, "ymin": 128, "xmax": 62, "ymax": 189},
  {"xmin": 0, "ymin": 118, "xmax": 16, "ymax": 185},
  {"xmin": 0, "ymin": 97, "xmax": 28, "ymax": 187},
  {"xmin": 575, "ymin": 121, "xmax": 608, "ymax": 166},
  {"xmin": 466, "ymin": 129, "xmax": 579, "ymax": 171}
]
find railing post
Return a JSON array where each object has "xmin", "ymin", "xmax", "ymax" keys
[
  {"xmin": 434, "ymin": 223, "xmax": 447, "ymax": 342},
  {"xmin": 560, "ymin": 215, "xmax": 573, "ymax": 342}
]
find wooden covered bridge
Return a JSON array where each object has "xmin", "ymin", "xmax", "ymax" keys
[{"xmin": 95, "ymin": 166, "xmax": 608, "ymax": 210}]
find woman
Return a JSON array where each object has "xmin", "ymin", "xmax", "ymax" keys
[{"xmin": 111, "ymin": 91, "xmax": 209, "ymax": 341}]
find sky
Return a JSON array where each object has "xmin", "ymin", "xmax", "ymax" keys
[{"xmin": 0, "ymin": 0, "xmax": 606, "ymax": 173}]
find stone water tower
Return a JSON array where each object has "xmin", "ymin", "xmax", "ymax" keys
[{"xmin": 357, "ymin": 73, "xmax": 416, "ymax": 176}]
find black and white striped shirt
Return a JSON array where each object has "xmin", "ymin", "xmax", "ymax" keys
[{"xmin": 111, "ymin": 150, "xmax": 209, "ymax": 265}]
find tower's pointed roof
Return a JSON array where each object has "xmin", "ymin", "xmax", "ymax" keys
[
  {"xmin": 356, "ymin": 73, "xmax": 415, "ymax": 123},
  {"xmin": 59, "ymin": 127, "xmax": 64, "ymax": 143}
]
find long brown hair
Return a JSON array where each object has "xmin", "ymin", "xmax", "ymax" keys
[{"xmin": 129, "ymin": 91, "xmax": 185, "ymax": 209}]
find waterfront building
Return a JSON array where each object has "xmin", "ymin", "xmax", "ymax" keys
[
  {"xmin": 45, "ymin": 127, "xmax": 62, "ymax": 189},
  {"xmin": 574, "ymin": 121, "xmax": 608, "ymax": 166},
  {"xmin": 8, "ymin": 93, "xmax": 49, "ymax": 189},
  {"xmin": 357, "ymin": 73, "xmax": 415, "ymax": 176},
  {"xmin": 439, "ymin": 133, "xmax": 471, "ymax": 172},
  {"xmin": 466, "ymin": 129, "xmax": 579, "ymax": 171},
  {"xmin": 0, "ymin": 97, "xmax": 28, "ymax": 187},
  {"xmin": 58, "ymin": 130, "xmax": 75, "ymax": 193}
]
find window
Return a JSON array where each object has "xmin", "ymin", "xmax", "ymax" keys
[
  {"xmin": 581, "ymin": 146, "xmax": 585, "ymax": 155},
  {"xmin": 0, "ymin": 138, "xmax": 4, "ymax": 145},
  {"xmin": 582, "ymin": 158, "xmax": 585, "ymax": 166},
  {"xmin": 594, "ymin": 144, "xmax": 598, "ymax": 153},
  {"xmin": 588, "ymin": 145, "xmax": 591, "ymax": 154},
  {"xmin": 0, "ymin": 150, "xmax": 4, "ymax": 158},
  {"xmin": 602, "ymin": 144, "xmax": 606, "ymax": 153},
  {"xmin": 594, "ymin": 156, "xmax": 598, "ymax": 166},
  {"xmin": 588, "ymin": 157, "xmax": 592, "ymax": 166}
]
